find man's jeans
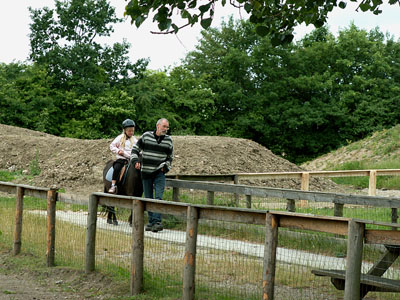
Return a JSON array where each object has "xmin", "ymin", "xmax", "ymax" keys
[{"xmin": 142, "ymin": 171, "xmax": 165, "ymax": 225}]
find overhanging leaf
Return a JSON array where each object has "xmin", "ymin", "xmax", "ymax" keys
[{"xmin": 200, "ymin": 18, "xmax": 212, "ymax": 29}]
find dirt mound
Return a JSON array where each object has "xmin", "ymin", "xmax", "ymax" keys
[
  {"xmin": 0, "ymin": 124, "xmax": 336, "ymax": 196},
  {"xmin": 301, "ymin": 124, "xmax": 400, "ymax": 170}
]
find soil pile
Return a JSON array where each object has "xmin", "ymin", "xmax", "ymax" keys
[{"xmin": 0, "ymin": 124, "xmax": 336, "ymax": 196}]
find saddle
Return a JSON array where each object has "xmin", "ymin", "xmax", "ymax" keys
[{"xmin": 105, "ymin": 160, "xmax": 130, "ymax": 185}]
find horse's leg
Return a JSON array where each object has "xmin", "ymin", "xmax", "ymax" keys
[
  {"xmin": 108, "ymin": 206, "xmax": 118, "ymax": 226},
  {"xmin": 128, "ymin": 211, "xmax": 132, "ymax": 227},
  {"xmin": 106, "ymin": 206, "xmax": 115, "ymax": 225},
  {"xmin": 112, "ymin": 207, "xmax": 118, "ymax": 226}
]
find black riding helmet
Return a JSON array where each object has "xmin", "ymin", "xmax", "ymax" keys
[{"xmin": 122, "ymin": 119, "xmax": 135, "ymax": 129}]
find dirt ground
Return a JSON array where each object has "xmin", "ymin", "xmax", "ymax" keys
[
  {"xmin": 0, "ymin": 249, "xmax": 129, "ymax": 300},
  {"xmin": 0, "ymin": 123, "xmax": 337, "ymax": 197}
]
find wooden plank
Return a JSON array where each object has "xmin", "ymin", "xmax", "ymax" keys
[
  {"xmin": 166, "ymin": 174, "xmax": 235, "ymax": 182},
  {"xmin": 239, "ymin": 169, "xmax": 400, "ymax": 179},
  {"xmin": 0, "ymin": 182, "xmax": 17, "ymax": 194},
  {"xmin": 237, "ymin": 172, "xmax": 303, "ymax": 180},
  {"xmin": 312, "ymin": 269, "xmax": 400, "ymax": 292},
  {"xmin": 199, "ymin": 207, "xmax": 266, "ymax": 225},
  {"xmin": 97, "ymin": 193, "xmax": 190, "ymax": 216},
  {"xmin": 183, "ymin": 206, "xmax": 199, "ymax": 300},
  {"xmin": 262, "ymin": 213, "xmax": 278, "ymax": 300},
  {"xmin": 344, "ymin": 221, "xmax": 364, "ymax": 300},
  {"xmin": 279, "ymin": 215, "xmax": 349, "ymax": 235},
  {"xmin": 98, "ymin": 195, "xmax": 137, "ymax": 209},
  {"xmin": 365, "ymin": 230, "xmax": 400, "ymax": 245},
  {"xmin": 145, "ymin": 201, "xmax": 189, "ymax": 217},
  {"xmin": 131, "ymin": 200, "xmax": 144, "ymax": 295},
  {"xmin": 358, "ymin": 219, "xmax": 400, "ymax": 229},
  {"xmin": 58, "ymin": 193, "xmax": 88, "ymax": 205},
  {"xmin": 23, "ymin": 189, "xmax": 48, "ymax": 199},
  {"xmin": 0, "ymin": 182, "xmax": 48, "ymax": 199},
  {"xmin": 376, "ymin": 169, "xmax": 400, "ymax": 176},
  {"xmin": 309, "ymin": 170, "xmax": 370, "ymax": 177}
]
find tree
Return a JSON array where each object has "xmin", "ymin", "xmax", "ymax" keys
[
  {"xmin": 182, "ymin": 18, "xmax": 260, "ymax": 135},
  {"xmin": 176, "ymin": 18, "xmax": 400, "ymax": 163},
  {"xmin": 0, "ymin": 63, "xmax": 59, "ymax": 134},
  {"xmin": 29, "ymin": 0, "xmax": 148, "ymax": 94},
  {"xmin": 124, "ymin": 0, "xmax": 399, "ymax": 46}
]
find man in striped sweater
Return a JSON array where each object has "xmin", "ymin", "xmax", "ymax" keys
[{"xmin": 131, "ymin": 118, "xmax": 174, "ymax": 232}]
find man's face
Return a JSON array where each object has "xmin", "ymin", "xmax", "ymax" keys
[{"xmin": 157, "ymin": 121, "xmax": 169, "ymax": 136}]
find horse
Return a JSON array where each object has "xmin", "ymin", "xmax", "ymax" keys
[{"xmin": 103, "ymin": 159, "xmax": 143, "ymax": 225}]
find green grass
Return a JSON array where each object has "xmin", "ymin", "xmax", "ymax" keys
[
  {"xmin": 329, "ymin": 159, "xmax": 400, "ymax": 189},
  {"xmin": 0, "ymin": 170, "xmax": 23, "ymax": 182}
]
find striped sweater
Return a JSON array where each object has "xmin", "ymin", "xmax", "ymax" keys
[{"xmin": 130, "ymin": 131, "xmax": 173, "ymax": 178}]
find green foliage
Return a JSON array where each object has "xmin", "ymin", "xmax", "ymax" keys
[
  {"xmin": 29, "ymin": 149, "xmax": 41, "ymax": 176},
  {"xmin": 180, "ymin": 20, "xmax": 400, "ymax": 163},
  {"xmin": 123, "ymin": 0, "xmax": 398, "ymax": 46},
  {"xmin": 29, "ymin": 0, "xmax": 148, "ymax": 94},
  {"xmin": 1, "ymin": 0, "xmax": 147, "ymax": 139},
  {"xmin": 0, "ymin": 63, "xmax": 59, "ymax": 134}
]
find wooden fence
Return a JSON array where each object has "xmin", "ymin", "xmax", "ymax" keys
[
  {"xmin": 168, "ymin": 169, "xmax": 400, "ymax": 196},
  {"xmin": 2, "ymin": 180, "xmax": 400, "ymax": 299},
  {"xmin": 166, "ymin": 178, "xmax": 400, "ymax": 225}
]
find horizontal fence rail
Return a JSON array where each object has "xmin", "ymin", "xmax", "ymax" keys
[{"xmin": 2, "ymin": 179, "xmax": 400, "ymax": 299}]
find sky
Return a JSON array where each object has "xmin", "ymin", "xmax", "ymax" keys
[{"xmin": 0, "ymin": 1, "xmax": 399, "ymax": 70}]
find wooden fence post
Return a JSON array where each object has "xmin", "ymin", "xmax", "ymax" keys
[
  {"xmin": 368, "ymin": 170, "xmax": 377, "ymax": 196},
  {"xmin": 206, "ymin": 191, "xmax": 214, "ymax": 205},
  {"xmin": 262, "ymin": 213, "xmax": 278, "ymax": 300},
  {"xmin": 173, "ymin": 187, "xmax": 180, "ymax": 202},
  {"xmin": 334, "ymin": 203, "xmax": 344, "ymax": 217},
  {"xmin": 46, "ymin": 188, "xmax": 57, "ymax": 267},
  {"xmin": 245, "ymin": 195, "xmax": 252, "ymax": 208},
  {"xmin": 234, "ymin": 175, "xmax": 239, "ymax": 206},
  {"xmin": 13, "ymin": 186, "xmax": 24, "ymax": 255},
  {"xmin": 183, "ymin": 206, "xmax": 199, "ymax": 300},
  {"xmin": 344, "ymin": 220, "xmax": 364, "ymax": 300},
  {"xmin": 131, "ymin": 199, "xmax": 144, "ymax": 295},
  {"xmin": 299, "ymin": 172, "xmax": 310, "ymax": 207},
  {"xmin": 85, "ymin": 194, "xmax": 98, "ymax": 273}
]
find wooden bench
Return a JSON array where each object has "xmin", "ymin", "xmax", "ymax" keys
[
  {"xmin": 312, "ymin": 245, "xmax": 400, "ymax": 298},
  {"xmin": 312, "ymin": 269, "xmax": 400, "ymax": 292}
]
